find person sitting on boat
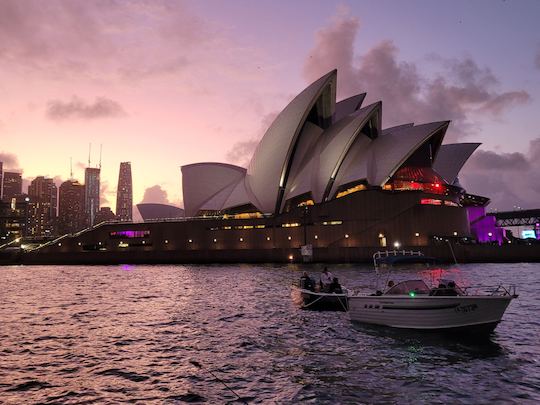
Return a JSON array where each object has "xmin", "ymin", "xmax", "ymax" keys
[
  {"xmin": 329, "ymin": 277, "xmax": 343, "ymax": 294},
  {"xmin": 320, "ymin": 267, "xmax": 334, "ymax": 292},
  {"xmin": 300, "ymin": 271, "xmax": 315, "ymax": 291}
]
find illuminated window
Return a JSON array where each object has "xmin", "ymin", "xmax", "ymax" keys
[
  {"xmin": 282, "ymin": 223, "xmax": 301, "ymax": 228},
  {"xmin": 188, "ymin": 239, "xmax": 193, "ymax": 243},
  {"xmin": 288, "ymin": 254, "xmax": 294, "ymax": 260},
  {"xmin": 314, "ymin": 235, "xmax": 318, "ymax": 239},
  {"xmin": 213, "ymin": 238, "xmax": 217, "ymax": 243},
  {"xmin": 266, "ymin": 236, "xmax": 271, "ymax": 241},
  {"xmin": 336, "ymin": 184, "xmax": 367, "ymax": 199},
  {"xmin": 420, "ymin": 198, "xmax": 443, "ymax": 205},
  {"xmin": 287, "ymin": 236, "xmax": 292, "ymax": 240},
  {"xmin": 165, "ymin": 240, "xmax": 169, "ymax": 244},
  {"xmin": 110, "ymin": 230, "xmax": 150, "ymax": 239},
  {"xmin": 445, "ymin": 201, "xmax": 460, "ymax": 207},
  {"xmin": 453, "ymin": 231, "xmax": 458, "ymax": 236},
  {"xmin": 415, "ymin": 232, "xmax": 420, "ymax": 237},
  {"xmin": 345, "ymin": 234, "xmax": 349, "ymax": 238},
  {"xmin": 297, "ymin": 199, "xmax": 314, "ymax": 207},
  {"xmin": 118, "ymin": 242, "xmax": 129, "ymax": 248},
  {"xmin": 322, "ymin": 220, "xmax": 343, "ymax": 226},
  {"xmin": 239, "ymin": 237, "xmax": 243, "ymax": 242}
]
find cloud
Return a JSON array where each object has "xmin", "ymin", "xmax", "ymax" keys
[
  {"xmin": 303, "ymin": 11, "xmax": 530, "ymax": 140},
  {"xmin": 460, "ymin": 138, "xmax": 540, "ymax": 210},
  {"xmin": 225, "ymin": 111, "xmax": 280, "ymax": 167},
  {"xmin": 466, "ymin": 150, "xmax": 529, "ymax": 171},
  {"xmin": 0, "ymin": 0, "xmax": 229, "ymax": 81},
  {"xmin": 46, "ymin": 96, "xmax": 126, "ymax": 121},
  {"xmin": 141, "ymin": 185, "xmax": 169, "ymax": 204},
  {"xmin": 0, "ymin": 151, "xmax": 21, "ymax": 170},
  {"xmin": 100, "ymin": 180, "xmax": 113, "ymax": 206}
]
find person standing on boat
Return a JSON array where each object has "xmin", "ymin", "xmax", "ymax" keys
[{"xmin": 320, "ymin": 267, "xmax": 334, "ymax": 292}]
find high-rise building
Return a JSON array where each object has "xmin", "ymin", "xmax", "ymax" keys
[
  {"xmin": 0, "ymin": 194, "xmax": 30, "ymax": 239},
  {"xmin": 2, "ymin": 172, "xmax": 23, "ymax": 201},
  {"xmin": 0, "ymin": 161, "xmax": 3, "ymax": 200},
  {"xmin": 116, "ymin": 162, "xmax": 132, "ymax": 222},
  {"xmin": 27, "ymin": 176, "xmax": 58, "ymax": 237},
  {"xmin": 58, "ymin": 180, "xmax": 86, "ymax": 235},
  {"xmin": 84, "ymin": 167, "xmax": 100, "ymax": 226},
  {"xmin": 95, "ymin": 207, "xmax": 117, "ymax": 224}
]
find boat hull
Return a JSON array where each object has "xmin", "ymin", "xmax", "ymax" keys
[
  {"xmin": 348, "ymin": 295, "xmax": 514, "ymax": 333},
  {"xmin": 291, "ymin": 287, "xmax": 349, "ymax": 311}
]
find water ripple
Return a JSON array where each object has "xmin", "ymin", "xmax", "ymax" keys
[{"xmin": 0, "ymin": 263, "xmax": 538, "ymax": 403}]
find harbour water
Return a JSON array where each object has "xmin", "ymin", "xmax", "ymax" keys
[{"xmin": 1, "ymin": 263, "xmax": 539, "ymax": 404}]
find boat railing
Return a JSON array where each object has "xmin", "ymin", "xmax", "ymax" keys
[
  {"xmin": 462, "ymin": 284, "xmax": 517, "ymax": 297},
  {"xmin": 373, "ymin": 250, "xmax": 424, "ymax": 267}
]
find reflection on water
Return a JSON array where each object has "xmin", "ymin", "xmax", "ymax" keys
[{"xmin": 0, "ymin": 263, "xmax": 538, "ymax": 403}]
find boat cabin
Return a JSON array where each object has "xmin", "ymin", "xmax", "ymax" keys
[{"xmin": 384, "ymin": 280, "xmax": 430, "ymax": 296}]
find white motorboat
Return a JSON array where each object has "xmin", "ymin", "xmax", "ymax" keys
[{"xmin": 348, "ymin": 280, "xmax": 517, "ymax": 334}]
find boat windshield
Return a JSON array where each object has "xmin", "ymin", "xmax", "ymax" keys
[{"xmin": 385, "ymin": 280, "xmax": 430, "ymax": 295}]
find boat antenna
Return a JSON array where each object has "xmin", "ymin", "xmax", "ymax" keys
[
  {"xmin": 188, "ymin": 360, "xmax": 246, "ymax": 404},
  {"xmin": 99, "ymin": 144, "xmax": 102, "ymax": 170}
]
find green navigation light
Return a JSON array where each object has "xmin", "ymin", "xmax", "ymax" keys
[{"xmin": 409, "ymin": 291, "xmax": 416, "ymax": 297}]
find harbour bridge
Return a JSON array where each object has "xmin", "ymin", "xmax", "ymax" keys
[{"xmin": 487, "ymin": 209, "xmax": 540, "ymax": 227}]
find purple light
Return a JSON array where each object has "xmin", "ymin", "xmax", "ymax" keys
[
  {"xmin": 120, "ymin": 264, "xmax": 134, "ymax": 271},
  {"xmin": 110, "ymin": 230, "xmax": 150, "ymax": 238}
]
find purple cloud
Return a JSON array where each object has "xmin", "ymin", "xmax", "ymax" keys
[
  {"xmin": 460, "ymin": 138, "xmax": 540, "ymax": 210},
  {"xmin": 46, "ymin": 97, "xmax": 126, "ymax": 121},
  {"xmin": 303, "ymin": 12, "xmax": 530, "ymax": 140}
]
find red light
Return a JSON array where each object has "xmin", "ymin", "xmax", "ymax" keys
[{"xmin": 434, "ymin": 183, "xmax": 440, "ymax": 188}]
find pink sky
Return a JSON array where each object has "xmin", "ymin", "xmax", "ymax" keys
[{"xmin": 1, "ymin": 0, "xmax": 540, "ymax": 213}]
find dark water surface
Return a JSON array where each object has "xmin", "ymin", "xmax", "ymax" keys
[{"xmin": 1, "ymin": 263, "xmax": 539, "ymax": 404}]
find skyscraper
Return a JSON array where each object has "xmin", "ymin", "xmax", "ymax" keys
[
  {"xmin": 116, "ymin": 162, "xmax": 132, "ymax": 222},
  {"xmin": 84, "ymin": 167, "xmax": 100, "ymax": 227},
  {"xmin": 0, "ymin": 161, "xmax": 3, "ymax": 200},
  {"xmin": 58, "ymin": 180, "xmax": 86, "ymax": 235},
  {"xmin": 2, "ymin": 172, "xmax": 23, "ymax": 201},
  {"xmin": 28, "ymin": 176, "xmax": 57, "ymax": 236}
]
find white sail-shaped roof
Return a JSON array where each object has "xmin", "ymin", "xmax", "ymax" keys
[
  {"xmin": 334, "ymin": 93, "xmax": 366, "ymax": 122},
  {"xmin": 312, "ymin": 102, "xmax": 381, "ymax": 202},
  {"xmin": 246, "ymin": 70, "xmax": 337, "ymax": 214},
  {"xmin": 382, "ymin": 123, "xmax": 414, "ymax": 135},
  {"xmin": 433, "ymin": 143, "xmax": 481, "ymax": 184},
  {"xmin": 181, "ymin": 163, "xmax": 246, "ymax": 217},
  {"xmin": 367, "ymin": 121, "xmax": 449, "ymax": 186}
]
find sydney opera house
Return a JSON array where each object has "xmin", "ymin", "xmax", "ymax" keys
[{"xmin": 26, "ymin": 70, "xmax": 500, "ymax": 263}]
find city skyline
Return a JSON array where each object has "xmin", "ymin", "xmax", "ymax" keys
[{"xmin": 1, "ymin": 1, "xmax": 540, "ymax": 212}]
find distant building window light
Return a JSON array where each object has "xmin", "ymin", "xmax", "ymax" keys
[
  {"xmin": 415, "ymin": 232, "xmax": 420, "ymax": 237},
  {"xmin": 314, "ymin": 235, "xmax": 318, "ymax": 239},
  {"xmin": 239, "ymin": 237, "xmax": 243, "ymax": 242},
  {"xmin": 287, "ymin": 236, "xmax": 292, "ymax": 240},
  {"xmin": 420, "ymin": 199, "xmax": 443, "ymax": 206},
  {"xmin": 213, "ymin": 238, "xmax": 217, "ymax": 243},
  {"xmin": 266, "ymin": 236, "xmax": 271, "ymax": 241},
  {"xmin": 110, "ymin": 230, "xmax": 150, "ymax": 239},
  {"xmin": 188, "ymin": 239, "xmax": 193, "ymax": 243},
  {"xmin": 345, "ymin": 234, "xmax": 349, "ymax": 238},
  {"xmin": 118, "ymin": 242, "xmax": 129, "ymax": 248},
  {"xmin": 282, "ymin": 223, "xmax": 301, "ymax": 228}
]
